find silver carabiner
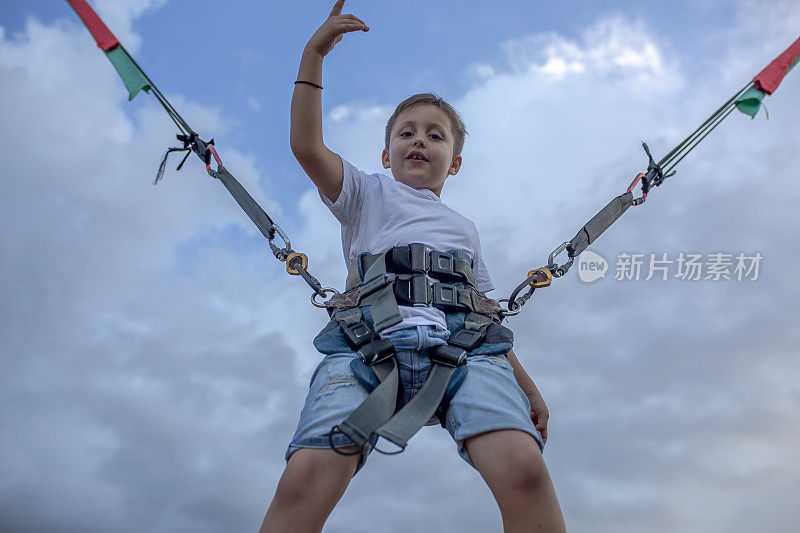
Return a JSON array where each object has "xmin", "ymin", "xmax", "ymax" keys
[
  {"xmin": 548, "ymin": 242, "xmax": 569, "ymax": 270},
  {"xmin": 547, "ymin": 242, "xmax": 573, "ymax": 277},
  {"xmin": 270, "ymin": 224, "xmax": 291, "ymax": 252}
]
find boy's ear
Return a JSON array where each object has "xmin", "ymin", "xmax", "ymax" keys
[
  {"xmin": 448, "ymin": 154, "xmax": 462, "ymax": 176},
  {"xmin": 381, "ymin": 148, "xmax": 390, "ymax": 169}
]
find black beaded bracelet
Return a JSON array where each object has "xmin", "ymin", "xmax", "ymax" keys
[{"xmin": 294, "ymin": 80, "xmax": 323, "ymax": 89}]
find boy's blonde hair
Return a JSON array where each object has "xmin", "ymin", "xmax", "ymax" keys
[{"xmin": 384, "ymin": 93, "xmax": 468, "ymax": 157}]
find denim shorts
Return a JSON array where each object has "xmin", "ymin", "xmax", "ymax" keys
[{"xmin": 286, "ymin": 325, "xmax": 544, "ymax": 473}]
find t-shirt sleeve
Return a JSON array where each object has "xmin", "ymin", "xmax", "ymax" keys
[
  {"xmin": 472, "ymin": 231, "xmax": 495, "ymax": 293},
  {"xmin": 317, "ymin": 157, "xmax": 371, "ymax": 225}
]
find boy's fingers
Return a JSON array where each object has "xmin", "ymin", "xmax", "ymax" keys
[
  {"xmin": 329, "ymin": 0, "xmax": 345, "ymax": 17},
  {"xmin": 336, "ymin": 14, "xmax": 369, "ymax": 30},
  {"xmin": 337, "ymin": 21, "xmax": 370, "ymax": 34},
  {"xmin": 340, "ymin": 14, "xmax": 367, "ymax": 25}
]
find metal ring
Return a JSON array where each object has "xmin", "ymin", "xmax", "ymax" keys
[
  {"xmin": 373, "ymin": 438, "xmax": 406, "ymax": 456},
  {"xmin": 497, "ymin": 298, "xmax": 523, "ymax": 317},
  {"xmin": 311, "ymin": 287, "xmax": 339, "ymax": 308},
  {"xmin": 327, "ymin": 426, "xmax": 365, "ymax": 456}
]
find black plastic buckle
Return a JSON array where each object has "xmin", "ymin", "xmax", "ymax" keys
[
  {"xmin": 431, "ymin": 282, "xmax": 461, "ymax": 312},
  {"xmin": 389, "ymin": 243, "xmax": 429, "ymax": 273},
  {"xmin": 429, "ymin": 251, "xmax": 456, "ymax": 278},
  {"xmin": 431, "ymin": 344, "xmax": 466, "ymax": 367},
  {"xmin": 448, "ymin": 328, "xmax": 484, "ymax": 351},
  {"xmin": 359, "ymin": 338, "xmax": 396, "ymax": 366},
  {"xmin": 394, "ymin": 274, "xmax": 431, "ymax": 306},
  {"xmin": 342, "ymin": 322, "xmax": 372, "ymax": 349},
  {"xmin": 409, "ymin": 243, "xmax": 429, "ymax": 272}
]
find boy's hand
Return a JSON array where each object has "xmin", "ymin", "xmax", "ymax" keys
[
  {"xmin": 526, "ymin": 388, "xmax": 550, "ymax": 445},
  {"xmin": 306, "ymin": 0, "xmax": 369, "ymax": 58}
]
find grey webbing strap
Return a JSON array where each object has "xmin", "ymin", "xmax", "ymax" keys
[
  {"xmin": 359, "ymin": 253, "xmax": 402, "ymax": 332},
  {"xmin": 335, "ymin": 358, "xmax": 399, "ymax": 448},
  {"xmin": 213, "ymin": 167, "xmax": 276, "ymax": 241},
  {"xmin": 331, "ymin": 307, "xmax": 362, "ymax": 327},
  {"xmin": 345, "ymin": 257, "xmax": 362, "ymax": 292},
  {"xmin": 374, "ymin": 363, "xmax": 457, "ymax": 450},
  {"xmin": 568, "ymin": 192, "xmax": 633, "ymax": 258},
  {"xmin": 453, "ymin": 260, "xmax": 478, "ymax": 288},
  {"xmin": 464, "ymin": 312, "xmax": 492, "ymax": 332}
]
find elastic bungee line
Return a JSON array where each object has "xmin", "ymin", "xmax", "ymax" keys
[
  {"xmin": 66, "ymin": 0, "xmax": 798, "ymax": 319},
  {"xmin": 500, "ymin": 76, "xmax": 789, "ymax": 315}
]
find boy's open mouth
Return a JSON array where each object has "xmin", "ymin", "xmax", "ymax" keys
[{"xmin": 406, "ymin": 151, "xmax": 428, "ymax": 162}]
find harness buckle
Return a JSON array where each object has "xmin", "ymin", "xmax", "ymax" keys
[
  {"xmin": 342, "ymin": 322, "xmax": 372, "ymax": 349},
  {"xmin": 409, "ymin": 243, "xmax": 429, "ymax": 272},
  {"xmin": 431, "ymin": 282, "xmax": 461, "ymax": 311},
  {"xmin": 358, "ymin": 338, "xmax": 396, "ymax": 366},
  {"xmin": 429, "ymin": 251, "xmax": 456, "ymax": 278},
  {"xmin": 448, "ymin": 328, "xmax": 484, "ymax": 351},
  {"xmin": 431, "ymin": 344, "xmax": 466, "ymax": 367},
  {"xmin": 394, "ymin": 274, "xmax": 432, "ymax": 306}
]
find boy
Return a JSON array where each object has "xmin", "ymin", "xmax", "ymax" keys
[{"xmin": 261, "ymin": 2, "xmax": 566, "ymax": 531}]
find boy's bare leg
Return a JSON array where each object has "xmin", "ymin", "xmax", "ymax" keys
[
  {"xmin": 260, "ymin": 447, "xmax": 361, "ymax": 533},
  {"xmin": 467, "ymin": 430, "xmax": 566, "ymax": 533}
]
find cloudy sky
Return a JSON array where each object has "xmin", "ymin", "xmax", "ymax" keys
[{"xmin": 1, "ymin": 1, "xmax": 799, "ymax": 531}]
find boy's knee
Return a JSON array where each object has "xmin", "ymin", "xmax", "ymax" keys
[
  {"xmin": 471, "ymin": 431, "xmax": 549, "ymax": 494},
  {"xmin": 275, "ymin": 447, "xmax": 360, "ymax": 506},
  {"xmin": 502, "ymin": 446, "xmax": 548, "ymax": 493}
]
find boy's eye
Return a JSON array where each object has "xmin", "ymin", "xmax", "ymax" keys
[
  {"xmin": 429, "ymin": 133, "xmax": 442, "ymax": 140},
  {"xmin": 400, "ymin": 131, "xmax": 412, "ymax": 137}
]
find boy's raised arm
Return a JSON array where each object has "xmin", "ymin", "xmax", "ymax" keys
[{"xmin": 290, "ymin": 0, "xmax": 369, "ymax": 203}]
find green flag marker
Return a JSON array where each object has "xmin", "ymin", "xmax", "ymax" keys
[
  {"xmin": 105, "ymin": 46, "xmax": 151, "ymax": 101},
  {"xmin": 734, "ymin": 85, "xmax": 767, "ymax": 118}
]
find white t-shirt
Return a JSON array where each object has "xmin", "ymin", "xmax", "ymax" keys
[{"xmin": 319, "ymin": 157, "xmax": 494, "ymax": 333}]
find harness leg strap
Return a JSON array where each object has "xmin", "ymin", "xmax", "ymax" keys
[
  {"xmin": 330, "ymin": 339, "xmax": 399, "ymax": 452},
  {"xmin": 373, "ymin": 345, "xmax": 466, "ymax": 452}
]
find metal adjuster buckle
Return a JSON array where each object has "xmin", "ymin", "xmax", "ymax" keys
[
  {"xmin": 358, "ymin": 338, "xmax": 396, "ymax": 366},
  {"xmin": 431, "ymin": 282, "xmax": 461, "ymax": 311},
  {"xmin": 448, "ymin": 328, "xmax": 484, "ymax": 351},
  {"xmin": 429, "ymin": 251, "xmax": 456, "ymax": 278},
  {"xmin": 431, "ymin": 344, "xmax": 466, "ymax": 367},
  {"xmin": 342, "ymin": 322, "xmax": 372, "ymax": 349}
]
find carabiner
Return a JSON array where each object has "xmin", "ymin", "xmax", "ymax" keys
[
  {"xmin": 626, "ymin": 172, "xmax": 648, "ymax": 206},
  {"xmin": 547, "ymin": 242, "xmax": 573, "ymax": 277}
]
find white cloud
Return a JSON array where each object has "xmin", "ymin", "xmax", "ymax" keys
[{"xmin": 497, "ymin": 16, "xmax": 679, "ymax": 92}]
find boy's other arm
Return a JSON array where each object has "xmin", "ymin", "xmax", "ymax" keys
[{"xmin": 290, "ymin": 0, "xmax": 369, "ymax": 203}]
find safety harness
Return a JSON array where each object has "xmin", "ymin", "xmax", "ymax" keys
[{"xmin": 317, "ymin": 243, "xmax": 512, "ymax": 454}]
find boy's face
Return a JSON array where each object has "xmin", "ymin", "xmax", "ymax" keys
[{"xmin": 382, "ymin": 104, "xmax": 461, "ymax": 196}]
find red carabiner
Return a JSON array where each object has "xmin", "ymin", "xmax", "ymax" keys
[
  {"xmin": 206, "ymin": 143, "xmax": 224, "ymax": 171},
  {"xmin": 626, "ymin": 172, "xmax": 648, "ymax": 206}
]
